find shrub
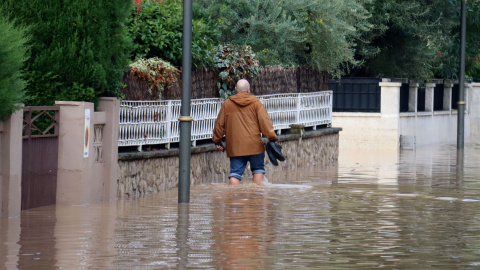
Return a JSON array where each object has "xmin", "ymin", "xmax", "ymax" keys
[
  {"xmin": 0, "ymin": 12, "xmax": 28, "ymax": 120},
  {"xmin": 127, "ymin": 0, "xmax": 218, "ymax": 67},
  {"xmin": 194, "ymin": 0, "xmax": 371, "ymax": 77},
  {"xmin": 212, "ymin": 44, "xmax": 259, "ymax": 99},
  {"xmin": 128, "ymin": 58, "xmax": 179, "ymax": 99},
  {"xmin": 1, "ymin": 0, "xmax": 133, "ymax": 106},
  {"xmin": 468, "ymin": 58, "xmax": 480, "ymax": 82}
]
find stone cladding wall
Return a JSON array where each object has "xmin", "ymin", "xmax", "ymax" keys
[{"xmin": 117, "ymin": 128, "xmax": 340, "ymax": 198}]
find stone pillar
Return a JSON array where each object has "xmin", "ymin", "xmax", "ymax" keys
[
  {"xmin": 425, "ymin": 83, "xmax": 436, "ymax": 112},
  {"xmin": 444, "ymin": 82, "xmax": 453, "ymax": 112},
  {"xmin": 55, "ymin": 101, "xmax": 95, "ymax": 205},
  {"xmin": 0, "ymin": 108, "xmax": 23, "ymax": 217},
  {"xmin": 55, "ymin": 100, "xmax": 120, "ymax": 205},
  {"xmin": 380, "ymin": 82, "xmax": 401, "ymax": 117},
  {"xmin": 470, "ymin": 83, "xmax": 480, "ymax": 142},
  {"xmin": 379, "ymin": 81, "xmax": 402, "ymax": 150},
  {"xmin": 408, "ymin": 83, "xmax": 419, "ymax": 112},
  {"xmin": 97, "ymin": 98, "xmax": 120, "ymax": 201}
]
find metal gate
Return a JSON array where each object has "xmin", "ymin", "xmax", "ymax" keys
[
  {"xmin": 329, "ymin": 77, "xmax": 381, "ymax": 112},
  {"xmin": 22, "ymin": 106, "xmax": 60, "ymax": 210}
]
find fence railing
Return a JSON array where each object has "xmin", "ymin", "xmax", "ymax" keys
[
  {"xmin": 119, "ymin": 91, "xmax": 332, "ymax": 150},
  {"xmin": 329, "ymin": 77, "xmax": 381, "ymax": 112}
]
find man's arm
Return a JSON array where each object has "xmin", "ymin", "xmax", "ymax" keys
[
  {"xmin": 256, "ymin": 102, "xmax": 278, "ymax": 141},
  {"xmin": 212, "ymin": 104, "xmax": 226, "ymax": 144}
]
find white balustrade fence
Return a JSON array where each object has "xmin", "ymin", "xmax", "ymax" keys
[{"xmin": 119, "ymin": 91, "xmax": 332, "ymax": 150}]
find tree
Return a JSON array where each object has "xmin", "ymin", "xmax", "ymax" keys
[
  {"xmin": 352, "ymin": 0, "xmax": 480, "ymax": 81},
  {"xmin": 0, "ymin": 11, "xmax": 29, "ymax": 120},
  {"xmin": 465, "ymin": 1, "xmax": 480, "ymax": 81},
  {"xmin": 301, "ymin": 0, "xmax": 372, "ymax": 77},
  {"xmin": 127, "ymin": 0, "xmax": 218, "ymax": 67},
  {"xmin": 194, "ymin": 0, "xmax": 372, "ymax": 77},
  {"xmin": 1, "ymin": 0, "xmax": 133, "ymax": 106}
]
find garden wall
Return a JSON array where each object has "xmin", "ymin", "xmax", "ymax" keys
[{"xmin": 117, "ymin": 128, "xmax": 340, "ymax": 198}]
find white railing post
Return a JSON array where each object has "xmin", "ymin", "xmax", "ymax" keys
[
  {"xmin": 296, "ymin": 94, "xmax": 301, "ymax": 125},
  {"xmin": 165, "ymin": 100, "xmax": 172, "ymax": 149}
]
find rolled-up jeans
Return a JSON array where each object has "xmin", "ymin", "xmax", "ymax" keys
[{"xmin": 228, "ymin": 153, "xmax": 265, "ymax": 180}]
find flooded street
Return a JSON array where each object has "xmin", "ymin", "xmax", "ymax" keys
[{"xmin": 2, "ymin": 144, "xmax": 480, "ymax": 269}]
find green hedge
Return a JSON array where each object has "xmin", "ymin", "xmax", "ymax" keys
[
  {"xmin": 0, "ymin": 11, "xmax": 28, "ymax": 120},
  {"xmin": 1, "ymin": 0, "xmax": 133, "ymax": 106},
  {"xmin": 127, "ymin": 0, "xmax": 218, "ymax": 67}
]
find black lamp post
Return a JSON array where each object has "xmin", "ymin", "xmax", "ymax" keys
[
  {"xmin": 457, "ymin": 0, "xmax": 467, "ymax": 150},
  {"xmin": 178, "ymin": 0, "xmax": 193, "ymax": 203}
]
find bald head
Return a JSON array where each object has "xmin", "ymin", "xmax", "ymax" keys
[{"xmin": 236, "ymin": 79, "xmax": 250, "ymax": 93}]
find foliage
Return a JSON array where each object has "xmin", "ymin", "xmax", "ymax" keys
[
  {"xmin": 301, "ymin": 0, "xmax": 372, "ymax": 77},
  {"xmin": 0, "ymin": 11, "xmax": 29, "ymax": 120},
  {"xmin": 194, "ymin": 0, "xmax": 304, "ymax": 67},
  {"xmin": 127, "ymin": 0, "xmax": 218, "ymax": 67},
  {"xmin": 1, "ymin": 0, "xmax": 132, "ymax": 106},
  {"xmin": 128, "ymin": 58, "xmax": 179, "ymax": 99},
  {"xmin": 353, "ymin": 0, "xmax": 480, "ymax": 80},
  {"xmin": 196, "ymin": 0, "xmax": 480, "ymax": 81},
  {"xmin": 212, "ymin": 44, "xmax": 259, "ymax": 99},
  {"xmin": 194, "ymin": 0, "xmax": 372, "ymax": 77},
  {"xmin": 468, "ymin": 60, "xmax": 480, "ymax": 82},
  {"xmin": 466, "ymin": 1, "xmax": 480, "ymax": 82}
]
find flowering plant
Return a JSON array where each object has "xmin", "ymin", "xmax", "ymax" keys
[{"xmin": 128, "ymin": 58, "xmax": 179, "ymax": 99}]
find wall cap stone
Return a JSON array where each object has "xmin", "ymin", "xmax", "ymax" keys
[
  {"xmin": 118, "ymin": 127, "xmax": 342, "ymax": 161},
  {"xmin": 55, "ymin": 101, "xmax": 83, "ymax": 106},
  {"xmin": 379, "ymin": 82, "xmax": 402, "ymax": 87}
]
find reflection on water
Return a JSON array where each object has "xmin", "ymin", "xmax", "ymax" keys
[{"xmin": 2, "ymin": 144, "xmax": 480, "ymax": 269}]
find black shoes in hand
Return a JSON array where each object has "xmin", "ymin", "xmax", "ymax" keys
[{"xmin": 266, "ymin": 141, "xmax": 285, "ymax": 166}]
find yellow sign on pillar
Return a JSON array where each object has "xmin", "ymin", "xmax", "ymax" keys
[{"xmin": 84, "ymin": 109, "xmax": 90, "ymax": 158}]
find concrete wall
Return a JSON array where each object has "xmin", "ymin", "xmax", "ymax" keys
[
  {"xmin": 332, "ymin": 82, "xmax": 400, "ymax": 151},
  {"xmin": 55, "ymin": 98, "xmax": 120, "ymax": 205},
  {"xmin": 399, "ymin": 82, "xmax": 471, "ymax": 148},
  {"xmin": 400, "ymin": 113, "xmax": 461, "ymax": 147},
  {"xmin": 118, "ymin": 128, "xmax": 340, "ymax": 198},
  {"xmin": 0, "ymin": 109, "xmax": 23, "ymax": 217},
  {"xmin": 471, "ymin": 83, "xmax": 480, "ymax": 142},
  {"xmin": 333, "ymin": 80, "xmax": 474, "ymax": 151}
]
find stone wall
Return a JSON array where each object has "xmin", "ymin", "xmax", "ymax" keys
[{"xmin": 117, "ymin": 128, "xmax": 340, "ymax": 198}]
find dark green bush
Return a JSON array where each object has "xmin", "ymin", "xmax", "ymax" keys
[
  {"xmin": 195, "ymin": 0, "xmax": 371, "ymax": 77},
  {"xmin": 1, "ymin": 0, "xmax": 133, "ymax": 106},
  {"xmin": 127, "ymin": 0, "xmax": 218, "ymax": 67},
  {"xmin": 212, "ymin": 44, "xmax": 259, "ymax": 99},
  {"xmin": 468, "ymin": 60, "xmax": 480, "ymax": 82},
  {"xmin": 0, "ymin": 11, "xmax": 28, "ymax": 120}
]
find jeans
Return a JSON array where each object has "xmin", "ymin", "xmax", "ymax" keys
[{"xmin": 228, "ymin": 153, "xmax": 265, "ymax": 180}]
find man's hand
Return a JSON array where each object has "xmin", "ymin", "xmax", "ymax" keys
[{"xmin": 215, "ymin": 141, "xmax": 225, "ymax": 152}]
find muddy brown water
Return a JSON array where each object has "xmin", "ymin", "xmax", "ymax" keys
[{"xmin": 2, "ymin": 144, "xmax": 480, "ymax": 269}]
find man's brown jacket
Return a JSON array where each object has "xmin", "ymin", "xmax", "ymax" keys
[{"xmin": 213, "ymin": 92, "xmax": 278, "ymax": 157}]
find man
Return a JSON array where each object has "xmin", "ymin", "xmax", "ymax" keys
[{"xmin": 213, "ymin": 79, "xmax": 278, "ymax": 185}]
